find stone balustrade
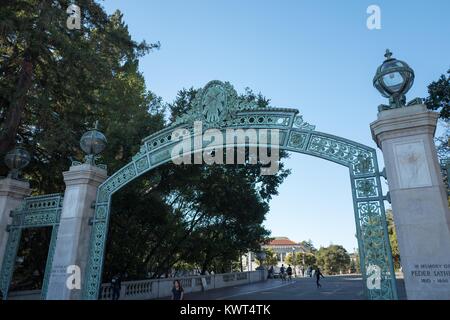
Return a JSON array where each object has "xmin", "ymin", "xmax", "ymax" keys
[
  {"xmin": 7, "ymin": 270, "xmax": 267, "ymax": 300},
  {"xmin": 100, "ymin": 270, "xmax": 267, "ymax": 300}
]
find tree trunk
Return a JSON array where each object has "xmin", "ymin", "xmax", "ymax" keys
[
  {"xmin": 201, "ymin": 253, "xmax": 210, "ymax": 275},
  {"xmin": 240, "ymin": 254, "xmax": 243, "ymax": 272},
  {"xmin": 0, "ymin": 0, "xmax": 51, "ymax": 156},
  {"xmin": 0, "ymin": 52, "xmax": 34, "ymax": 154}
]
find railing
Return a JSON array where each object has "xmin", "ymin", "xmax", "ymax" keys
[{"xmin": 100, "ymin": 270, "xmax": 267, "ymax": 300}]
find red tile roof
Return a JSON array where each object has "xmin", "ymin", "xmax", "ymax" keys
[{"xmin": 268, "ymin": 237, "xmax": 298, "ymax": 246}]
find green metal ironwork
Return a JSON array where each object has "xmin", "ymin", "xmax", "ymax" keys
[
  {"xmin": 0, "ymin": 193, "xmax": 63, "ymax": 300},
  {"xmin": 441, "ymin": 158, "xmax": 450, "ymax": 196},
  {"xmin": 373, "ymin": 49, "xmax": 415, "ymax": 111},
  {"xmin": 4, "ymin": 146, "xmax": 31, "ymax": 180},
  {"xmin": 84, "ymin": 80, "xmax": 398, "ymax": 300}
]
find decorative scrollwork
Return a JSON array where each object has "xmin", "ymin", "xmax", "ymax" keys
[
  {"xmin": 355, "ymin": 178, "xmax": 379, "ymax": 198},
  {"xmin": 41, "ymin": 225, "xmax": 59, "ymax": 299},
  {"xmin": 354, "ymin": 154, "xmax": 375, "ymax": 175},
  {"xmin": 307, "ymin": 135, "xmax": 375, "ymax": 173},
  {"xmin": 171, "ymin": 80, "xmax": 312, "ymax": 132},
  {"xmin": 102, "ymin": 163, "xmax": 137, "ymax": 195},
  {"xmin": 0, "ymin": 228, "xmax": 21, "ymax": 299},
  {"xmin": 356, "ymin": 201, "xmax": 396, "ymax": 299},
  {"xmin": 0, "ymin": 194, "xmax": 63, "ymax": 300},
  {"xmin": 84, "ymin": 80, "xmax": 397, "ymax": 301},
  {"xmin": 84, "ymin": 221, "xmax": 108, "ymax": 299},
  {"xmin": 172, "ymin": 80, "xmax": 239, "ymax": 127},
  {"xmin": 288, "ymin": 131, "xmax": 308, "ymax": 150},
  {"xmin": 293, "ymin": 115, "xmax": 315, "ymax": 131}
]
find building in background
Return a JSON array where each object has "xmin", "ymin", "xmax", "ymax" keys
[
  {"xmin": 243, "ymin": 237, "xmax": 307, "ymax": 272},
  {"xmin": 264, "ymin": 237, "xmax": 307, "ymax": 269}
]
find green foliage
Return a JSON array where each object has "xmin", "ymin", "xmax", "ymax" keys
[
  {"xmin": 349, "ymin": 250, "xmax": 360, "ymax": 274},
  {"xmin": 1, "ymin": 0, "xmax": 161, "ymax": 288},
  {"xmin": 386, "ymin": 209, "xmax": 401, "ymax": 271},
  {"xmin": 425, "ymin": 70, "xmax": 450, "ymax": 120},
  {"xmin": 285, "ymin": 252, "xmax": 316, "ymax": 269},
  {"xmin": 261, "ymin": 248, "xmax": 279, "ymax": 267},
  {"xmin": 104, "ymin": 88, "xmax": 290, "ymax": 279},
  {"xmin": 10, "ymin": 227, "xmax": 52, "ymax": 291},
  {"xmin": 0, "ymin": 0, "xmax": 160, "ymax": 187},
  {"xmin": 349, "ymin": 259, "xmax": 357, "ymax": 273},
  {"xmin": 303, "ymin": 252, "xmax": 317, "ymax": 267},
  {"xmin": 1, "ymin": 1, "xmax": 291, "ymax": 285},
  {"xmin": 284, "ymin": 252, "xmax": 298, "ymax": 266},
  {"xmin": 316, "ymin": 245, "xmax": 351, "ymax": 275},
  {"xmin": 425, "ymin": 70, "xmax": 450, "ymax": 164},
  {"xmin": 300, "ymin": 239, "xmax": 317, "ymax": 253}
]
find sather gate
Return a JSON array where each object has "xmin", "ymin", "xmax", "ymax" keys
[
  {"xmin": 83, "ymin": 80, "xmax": 398, "ymax": 300},
  {"xmin": 0, "ymin": 194, "xmax": 63, "ymax": 299}
]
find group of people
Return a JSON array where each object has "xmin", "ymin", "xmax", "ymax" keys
[
  {"xmin": 111, "ymin": 266, "xmax": 325, "ymax": 300},
  {"xmin": 268, "ymin": 265, "xmax": 324, "ymax": 288},
  {"xmin": 110, "ymin": 273, "xmax": 184, "ymax": 300}
]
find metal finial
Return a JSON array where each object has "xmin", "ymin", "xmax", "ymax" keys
[
  {"xmin": 94, "ymin": 120, "xmax": 99, "ymax": 130},
  {"xmin": 384, "ymin": 49, "xmax": 393, "ymax": 60}
]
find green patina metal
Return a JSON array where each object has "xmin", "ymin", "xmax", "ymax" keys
[
  {"xmin": 441, "ymin": 159, "xmax": 450, "ymax": 196},
  {"xmin": 373, "ymin": 49, "xmax": 416, "ymax": 111},
  {"xmin": 0, "ymin": 193, "xmax": 63, "ymax": 300},
  {"xmin": 83, "ymin": 80, "xmax": 398, "ymax": 300}
]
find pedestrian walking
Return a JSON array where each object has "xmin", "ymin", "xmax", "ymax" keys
[
  {"xmin": 172, "ymin": 279, "xmax": 184, "ymax": 300},
  {"xmin": 268, "ymin": 266, "xmax": 274, "ymax": 279},
  {"xmin": 111, "ymin": 273, "xmax": 122, "ymax": 300},
  {"xmin": 315, "ymin": 268, "xmax": 324, "ymax": 288},
  {"xmin": 286, "ymin": 265, "xmax": 293, "ymax": 281},
  {"xmin": 280, "ymin": 264, "xmax": 286, "ymax": 282}
]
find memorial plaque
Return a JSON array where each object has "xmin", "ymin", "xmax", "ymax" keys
[{"xmin": 393, "ymin": 140, "xmax": 432, "ymax": 189}]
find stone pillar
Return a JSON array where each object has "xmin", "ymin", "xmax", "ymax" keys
[
  {"xmin": 0, "ymin": 178, "xmax": 31, "ymax": 268},
  {"xmin": 46, "ymin": 164, "xmax": 107, "ymax": 300},
  {"xmin": 371, "ymin": 104, "xmax": 450, "ymax": 300}
]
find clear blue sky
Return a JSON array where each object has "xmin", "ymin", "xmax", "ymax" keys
[{"xmin": 102, "ymin": 0, "xmax": 450, "ymax": 251}]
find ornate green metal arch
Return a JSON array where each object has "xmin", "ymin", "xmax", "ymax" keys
[
  {"xmin": 0, "ymin": 193, "xmax": 63, "ymax": 300},
  {"xmin": 84, "ymin": 80, "xmax": 398, "ymax": 300}
]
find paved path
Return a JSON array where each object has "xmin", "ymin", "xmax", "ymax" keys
[{"xmin": 168, "ymin": 275, "xmax": 406, "ymax": 300}]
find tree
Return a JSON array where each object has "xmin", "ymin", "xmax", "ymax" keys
[
  {"xmin": 300, "ymin": 239, "xmax": 317, "ymax": 253},
  {"xmin": 285, "ymin": 252, "xmax": 301, "ymax": 266},
  {"xmin": 285, "ymin": 252, "xmax": 316, "ymax": 269},
  {"xmin": 386, "ymin": 209, "xmax": 401, "ymax": 271},
  {"xmin": 1, "ymin": 1, "xmax": 162, "ymax": 288},
  {"xmin": 103, "ymin": 87, "xmax": 290, "ymax": 280},
  {"xmin": 425, "ymin": 70, "xmax": 450, "ymax": 165},
  {"xmin": 316, "ymin": 245, "xmax": 351, "ymax": 275},
  {"xmin": 425, "ymin": 69, "xmax": 450, "ymax": 120},
  {"xmin": 0, "ymin": 1, "xmax": 160, "ymax": 184},
  {"xmin": 352, "ymin": 250, "xmax": 361, "ymax": 274},
  {"xmin": 349, "ymin": 260, "xmax": 357, "ymax": 274},
  {"xmin": 302, "ymin": 252, "xmax": 317, "ymax": 268},
  {"xmin": 261, "ymin": 248, "xmax": 278, "ymax": 267},
  {"xmin": 1, "ymin": 1, "xmax": 292, "ymax": 285}
]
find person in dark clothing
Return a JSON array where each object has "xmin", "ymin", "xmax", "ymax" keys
[
  {"xmin": 286, "ymin": 265, "xmax": 293, "ymax": 281},
  {"xmin": 315, "ymin": 268, "xmax": 324, "ymax": 288},
  {"xmin": 111, "ymin": 273, "xmax": 122, "ymax": 300},
  {"xmin": 172, "ymin": 279, "xmax": 184, "ymax": 300},
  {"xmin": 279, "ymin": 264, "xmax": 286, "ymax": 281},
  {"xmin": 268, "ymin": 266, "xmax": 274, "ymax": 279}
]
